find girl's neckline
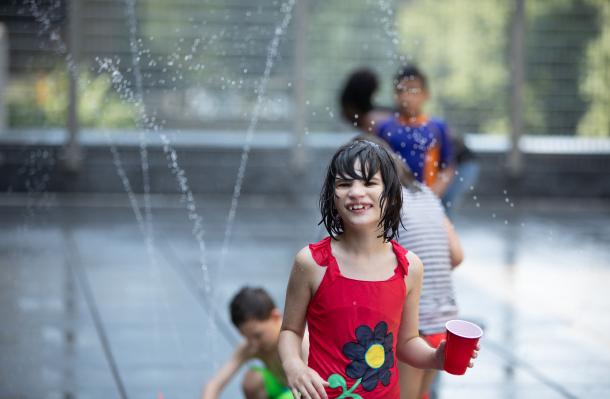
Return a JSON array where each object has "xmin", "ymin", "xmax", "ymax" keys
[{"xmin": 327, "ymin": 237, "xmax": 402, "ymax": 282}]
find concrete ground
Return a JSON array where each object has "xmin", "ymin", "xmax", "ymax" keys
[{"xmin": 1, "ymin": 192, "xmax": 609, "ymax": 399}]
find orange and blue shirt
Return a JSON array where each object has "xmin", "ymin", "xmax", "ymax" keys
[{"xmin": 377, "ymin": 115, "xmax": 453, "ymax": 187}]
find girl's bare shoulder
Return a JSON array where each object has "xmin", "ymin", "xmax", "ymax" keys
[
  {"xmin": 290, "ymin": 246, "xmax": 327, "ymax": 294},
  {"xmin": 294, "ymin": 245, "xmax": 321, "ymax": 271},
  {"xmin": 405, "ymin": 250, "xmax": 423, "ymax": 280}
]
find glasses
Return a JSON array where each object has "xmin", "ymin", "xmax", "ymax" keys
[{"xmin": 395, "ymin": 86, "xmax": 422, "ymax": 94}]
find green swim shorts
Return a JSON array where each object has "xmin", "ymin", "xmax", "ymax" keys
[{"xmin": 250, "ymin": 366, "xmax": 293, "ymax": 399}]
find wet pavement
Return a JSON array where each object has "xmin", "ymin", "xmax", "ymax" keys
[{"xmin": 1, "ymin": 193, "xmax": 609, "ymax": 399}]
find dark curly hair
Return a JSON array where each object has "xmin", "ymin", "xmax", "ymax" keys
[
  {"xmin": 319, "ymin": 139, "xmax": 403, "ymax": 241},
  {"xmin": 339, "ymin": 68, "xmax": 379, "ymax": 127},
  {"xmin": 352, "ymin": 134, "xmax": 419, "ymax": 190}
]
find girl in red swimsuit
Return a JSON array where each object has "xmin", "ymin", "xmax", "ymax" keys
[{"xmin": 279, "ymin": 140, "xmax": 475, "ymax": 399}]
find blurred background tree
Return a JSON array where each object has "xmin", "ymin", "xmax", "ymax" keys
[
  {"xmin": 1, "ymin": 0, "xmax": 608, "ymax": 136},
  {"xmin": 7, "ymin": 67, "xmax": 136, "ymax": 128},
  {"xmin": 577, "ymin": 0, "xmax": 610, "ymax": 137},
  {"xmin": 396, "ymin": 0, "xmax": 512, "ymax": 135},
  {"xmin": 395, "ymin": 0, "xmax": 607, "ymax": 136}
]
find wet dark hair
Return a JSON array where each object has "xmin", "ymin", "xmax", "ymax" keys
[
  {"xmin": 319, "ymin": 139, "xmax": 403, "ymax": 241},
  {"xmin": 352, "ymin": 134, "xmax": 419, "ymax": 190},
  {"xmin": 230, "ymin": 286, "xmax": 276, "ymax": 328},
  {"xmin": 339, "ymin": 68, "xmax": 379, "ymax": 126},
  {"xmin": 393, "ymin": 64, "xmax": 428, "ymax": 91}
]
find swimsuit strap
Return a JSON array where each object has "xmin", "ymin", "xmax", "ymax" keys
[
  {"xmin": 308, "ymin": 236, "xmax": 340, "ymax": 281},
  {"xmin": 391, "ymin": 240, "xmax": 410, "ymax": 277},
  {"xmin": 308, "ymin": 236, "xmax": 332, "ymax": 266}
]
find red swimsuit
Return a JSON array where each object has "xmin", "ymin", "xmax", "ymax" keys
[{"xmin": 306, "ymin": 237, "xmax": 409, "ymax": 399}]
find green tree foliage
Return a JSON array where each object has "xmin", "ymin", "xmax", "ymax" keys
[
  {"xmin": 395, "ymin": 0, "xmax": 607, "ymax": 136},
  {"xmin": 306, "ymin": 0, "xmax": 399, "ymax": 130},
  {"xmin": 395, "ymin": 0, "xmax": 511, "ymax": 135},
  {"xmin": 7, "ymin": 68, "xmax": 136, "ymax": 128},
  {"xmin": 577, "ymin": 0, "xmax": 610, "ymax": 136},
  {"xmin": 526, "ymin": 0, "xmax": 599, "ymax": 135}
]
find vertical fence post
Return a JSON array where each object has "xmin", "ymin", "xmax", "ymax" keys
[
  {"xmin": 0, "ymin": 24, "xmax": 7, "ymax": 133},
  {"xmin": 508, "ymin": 0, "xmax": 525, "ymax": 178},
  {"xmin": 63, "ymin": 0, "xmax": 83, "ymax": 172},
  {"xmin": 291, "ymin": 0, "xmax": 309, "ymax": 173}
]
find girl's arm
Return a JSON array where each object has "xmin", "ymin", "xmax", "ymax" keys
[
  {"xmin": 279, "ymin": 247, "xmax": 328, "ymax": 399},
  {"xmin": 443, "ymin": 216, "xmax": 464, "ymax": 268},
  {"xmin": 396, "ymin": 251, "xmax": 444, "ymax": 370},
  {"xmin": 301, "ymin": 327, "xmax": 311, "ymax": 363},
  {"xmin": 201, "ymin": 341, "xmax": 251, "ymax": 399}
]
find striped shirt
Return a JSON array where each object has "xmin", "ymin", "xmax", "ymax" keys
[{"xmin": 398, "ymin": 183, "xmax": 458, "ymax": 335}]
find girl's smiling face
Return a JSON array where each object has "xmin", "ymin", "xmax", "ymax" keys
[
  {"xmin": 320, "ymin": 139, "xmax": 403, "ymax": 241},
  {"xmin": 334, "ymin": 161, "xmax": 385, "ymax": 231}
]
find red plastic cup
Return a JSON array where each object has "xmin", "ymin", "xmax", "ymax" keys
[{"xmin": 443, "ymin": 319, "xmax": 483, "ymax": 375}]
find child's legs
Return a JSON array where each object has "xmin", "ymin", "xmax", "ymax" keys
[
  {"xmin": 399, "ymin": 361, "xmax": 425, "ymax": 399},
  {"xmin": 242, "ymin": 369, "xmax": 268, "ymax": 399},
  {"xmin": 419, "ymin": 332, "xmax": 446, "ymax": 399},
  {"xmin": 244, "ymin": 367, "xmax": 293, "ymax": 399},
  {"xmin": 419, "ymin": 369, "xmax": 438, "ymax": 398}
]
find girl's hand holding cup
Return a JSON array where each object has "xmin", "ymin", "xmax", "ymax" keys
[{"xmin": 440, "ymin": 319, "xmax": 482, "ymax": 375}]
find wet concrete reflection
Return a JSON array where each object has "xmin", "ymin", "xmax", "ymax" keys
[
  {"xmin": 1, "ymin": 194, "xmax": 609, "ymax": 398},
  {"xmin": 63, "ymin": 249, "xmax": 76, "ymax": 399},
  {"xmin": 502, "ymin": 215, "xmax": 518, "ymax": 399}
]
